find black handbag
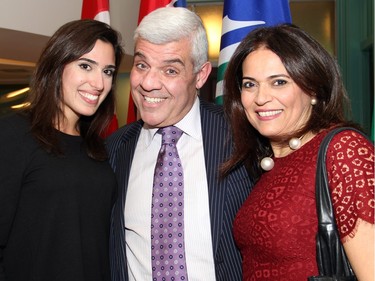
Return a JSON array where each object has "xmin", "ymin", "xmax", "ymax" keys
[{"xmin": 307, "ymin": 127, "xmax": 364, "ymax": 281}]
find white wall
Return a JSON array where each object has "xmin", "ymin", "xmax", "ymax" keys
[
  {"xmin": 0, "ymin": 0, "xmax": 140, "ymax": 55},
  {"xmin": 108, "ymin": 0, "xmax": 140, "ymax": 55}
]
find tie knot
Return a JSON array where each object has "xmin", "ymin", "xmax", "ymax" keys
[{"xmin": 158, "ymin": 126, "xmax": 183, "ymax": 145}]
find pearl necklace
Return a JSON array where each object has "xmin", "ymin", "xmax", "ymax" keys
[{"xmin": 260, "ymin": 136, "xmax": 303, "ymax": 171}]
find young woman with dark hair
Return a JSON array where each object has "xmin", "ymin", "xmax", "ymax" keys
[{"xmin": 0, "ymin": 19, "xmax": 124, "ymax": 281}]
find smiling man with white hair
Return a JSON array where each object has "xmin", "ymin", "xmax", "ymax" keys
[{"xmin": 107, "ymin": 7, "xmax": 253, "ymax": 281}]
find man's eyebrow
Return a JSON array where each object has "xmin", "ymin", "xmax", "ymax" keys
[
  {"xmin": 163, "ymin": 58, "xmax": 184, "ymax": 67},
  {"xmin": 133, "ymin": 52, "xmax": 184, "ymax": 66},
  {"xmin": 133, "ymin": 51, "xmax": 145, "ymax": 59}
]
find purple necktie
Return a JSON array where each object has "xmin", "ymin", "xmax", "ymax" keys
[{"xmin": 151, "ymin": 126, "xmax": 188, "ymax": 281}]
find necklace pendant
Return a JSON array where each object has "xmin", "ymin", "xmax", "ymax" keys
[
  {"xmin": 289, "ymin": 137, "xmax": 302, "ymax": 150},
  {"xmin": 260, "ymin": 157, "xmax": 274, "ymax": 171}
]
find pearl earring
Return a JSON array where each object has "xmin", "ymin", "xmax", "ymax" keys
[{"xmin": 311, "ymin": 98, "xmax": 317, "ymax": 105}]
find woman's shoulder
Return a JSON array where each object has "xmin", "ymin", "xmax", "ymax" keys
[
  {"xmin": 326, "ymin": 127, "xmax": 373, "ymax": 151},
  {"xmin": 324, "ymin": 127, "xmax": 373, "ymax": 170}
]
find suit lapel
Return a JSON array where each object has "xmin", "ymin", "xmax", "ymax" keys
[
  {"xmin": 109, "ymin": 121, "xmax": 143, "ymax": 281},
  {"xmin": 200, "ymin": 100, "xmax": 229, "ymax": 256}
]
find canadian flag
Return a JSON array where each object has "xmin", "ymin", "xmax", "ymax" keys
[
  {"xmin": 81, "ymin": 0, "xmax": 119, "ymax": 137},
  {"xmin": 137, "ymin": 0, "xmax": 186, "ymax": 24},
  {"xmin": 126, "ymin": 0, "xmax": 187, "ymax": 124},
  {"xmin": 81, "ymin": 0, "xmax": 110, "ymax": 24}
]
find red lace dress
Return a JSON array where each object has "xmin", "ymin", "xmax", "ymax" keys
[{"xmin": 233, "ymin": 129, "xmax": 374, "ymax": 281}]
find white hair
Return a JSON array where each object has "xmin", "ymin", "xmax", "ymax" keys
[{"xmin": 134, "ymin": 7, "xmax": 209, "ymax": 73}]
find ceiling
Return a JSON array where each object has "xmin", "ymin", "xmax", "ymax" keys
[
  {"xmin": 0, "ymin": 27, "xmax": 134, "ymax": 86},
  {"xmin": 0, "ymin": 28, "xmax": 48, "ymax": 85}
]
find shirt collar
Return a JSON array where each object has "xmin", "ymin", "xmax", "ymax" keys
[{"xmin": 142, "ymin": 97, "xmax": 202, "ymax": 147}]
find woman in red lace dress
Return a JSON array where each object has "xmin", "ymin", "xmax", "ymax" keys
[{"xmin": 221, "ymin": 24, "xmax": 374, "ymax": 281}]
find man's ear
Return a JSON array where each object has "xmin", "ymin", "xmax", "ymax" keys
[{"xmin": 195, "ymin": 62, "xmax": 212, "ymax": 90}]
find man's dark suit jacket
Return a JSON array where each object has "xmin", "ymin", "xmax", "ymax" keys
[{"xmin": 106, "ymin": 99, "xmax": 253, "ymax": 281}]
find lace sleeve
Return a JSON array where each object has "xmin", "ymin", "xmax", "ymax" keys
[{"xmin": 326, "ymin": 129, "xmax": 374, "ymax": 241}]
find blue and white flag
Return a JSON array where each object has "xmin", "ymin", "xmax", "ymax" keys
[{"xmin": 215, "ymin": 0, "xmax": 292, "ymax": 104}]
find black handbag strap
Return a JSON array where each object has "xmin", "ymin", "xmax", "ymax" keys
[{"xmin": 314, "ymin": 127, "xmax": 370, "ymax": 280}]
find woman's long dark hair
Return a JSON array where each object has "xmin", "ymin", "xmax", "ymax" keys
[
  {"xmin": 221, "ymin": 23, "xmax": 354, "ymax": 180},
  {"xmin": 27, "ymin": 19, "xmax": 124, "ymax": 161}
]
